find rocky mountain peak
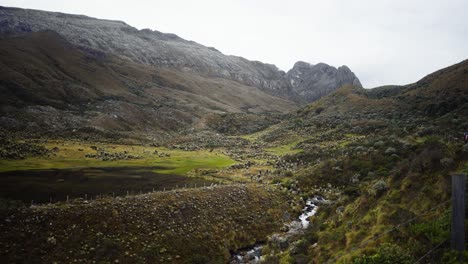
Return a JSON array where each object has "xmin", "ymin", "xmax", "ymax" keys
[
  {"xmin": 292, "ymin": 61, "xmax": 313, "ymax": 69},
  {"xmin": 286, "ymin": 61, "xmax": 362, "ymax": 102}
]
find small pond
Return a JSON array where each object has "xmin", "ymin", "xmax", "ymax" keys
[{"xmin": 0, "ymin": 166, "xmax": 218, "ymax": 204}]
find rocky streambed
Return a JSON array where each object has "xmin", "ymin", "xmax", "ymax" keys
[{"xmin": 230, "ymin": 196, "xmax": 328, "ymax": 263}]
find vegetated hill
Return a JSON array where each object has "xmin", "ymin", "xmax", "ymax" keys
[
  {"xmin": 0, "ymin": 30, "xmax": 297, "ymax": 140},
  {"xmin": 291, "ymin": 59, "xmax": 468, "ymax": 134},
  {"xmin": 0, "ymin": 6, "xmax": 361, "ymax": 104},
  {"xmin": 252, "ymin": 60, "xmax": 468, "ymax": 263}
]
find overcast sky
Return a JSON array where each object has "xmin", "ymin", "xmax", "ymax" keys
[{"xmin": 1, "ymin": 0, "xmax": 467, "ymax": 87}]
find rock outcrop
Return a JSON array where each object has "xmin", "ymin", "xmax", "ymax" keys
[{"xmin": 287, "ymin": 61, "xmax": 362, "ymax": 102}]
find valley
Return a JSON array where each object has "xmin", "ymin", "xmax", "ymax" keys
[{"xmin": 0, "ymin": 5, "xmax": 468, "ymax": 264}]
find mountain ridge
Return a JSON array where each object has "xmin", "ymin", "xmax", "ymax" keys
[
  {"xmin": 0, "ymin": 30, "xmax": 296, "ymax": 140},
  {"xmin": 0, "ymin": 5, "xmax": 361, "ymax": 104}
]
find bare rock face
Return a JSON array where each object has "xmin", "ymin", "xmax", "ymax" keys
[{"xmin": 287, "ymin": 61, "xmax": 362, "ymax": 102}]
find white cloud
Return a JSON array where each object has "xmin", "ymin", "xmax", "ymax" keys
[{"xmin": 1, "ymin": 0, "xmax": 467, "ymax": 87}]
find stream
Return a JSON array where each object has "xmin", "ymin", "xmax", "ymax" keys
[{"xmin": 230, "ymin": 196, "xmax": 328, "ymax": 264}]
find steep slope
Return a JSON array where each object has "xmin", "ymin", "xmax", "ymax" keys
[
  {"xmin": 0, "ymin": 30, "xmax": 296, "ymax": 139},
  {"xmin": 0, "ymin": 6, "xmax": 361, "ymax": 104},
  {"xmin": 0, "ymin": 6, "xmax": 295, "ymax": 100},
  {"xmin": 250, "ymin": 59, "xmax": 468, "ymax": 263},
  {"xmin": 287, "ymin": 61, "xmax": 362, "ymax": 102}
]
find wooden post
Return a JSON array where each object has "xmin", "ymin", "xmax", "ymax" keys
[{"xmin": 451, "ymin": 174, "xmax": 466, "ymax": 258}]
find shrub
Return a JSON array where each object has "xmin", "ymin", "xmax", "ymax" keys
[
  {"xmin": 462, "ymin": 144, "xmax": 468, "ymax": 153},
  {"xmin": 353, "ymin": 243, "xmax": 414, "ymax": 264},
  {"xmin": 410, "ymin": 139, "xmax": 446, "ymax": 173},
  {"xmin": 344, "ymin": 185, "xmax": 361, "ymax": 197},
  {"xmin": 410, "ymin": 210, "xmax": 450, "ymax": 244},
  {"xmin": 315, "ymin": 107, "xmax": 325, "ymax": 114},
  {"xmin": 439, "ymin": 157, "xmax": 455, "ymax": 169},
  {"xmin": 441, "ymin": 250, "xmax": 468, "ymax": 264},
  {"xmin": 262, "ymin": 254, "xmax": 280, "ymax": 264},
  {"xmin": 384, "ymin": 147, "xmax": 397, "ymax": 155},
  {"xmin": 290, "ymin": 239, "xmax": 310, "ymax": 255},
  {"xmin": 189, "ymin": 254, "xmax": 212, "ymax": 264},
  {"xmin": 371, "ymin": 180, "xmax": 388, "ymax": 196}
]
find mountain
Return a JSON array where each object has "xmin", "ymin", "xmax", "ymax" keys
[
  {"xmin": 249, "ymin": 59, "xmax": 468, "ymax": 262},
  {"xmin": 0, "ymin": 7, "xmax": 466, "ymax": 261},
  {"xmin": 0, "ymin": 57, "xmax": 466, "ymax": 264},
  {"xmin": 287, "ymin": 61, "xmax": 362, "ymax": 102},
  {"xmin": 0, "ymin": 6, "xmax": 360, "ymax": 106},
  {"xmin": 0, "ymin": 25, "xmax": 297, "ymax": 140},
  {"xmin": 0, "ymin": 6, "xmax": 291, "ymax": 98}
]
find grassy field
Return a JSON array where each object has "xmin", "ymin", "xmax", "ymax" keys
[
  {"xmin": 0, "ymin": 140, "xmax": 235, "ymax": 174},
  {"xmin": 265, "ymin": 141, "xmax": 303, "ymax": 156},
  {"xmin": 0, "ymin": 140, "xmax": 236, "ymax": 204}
]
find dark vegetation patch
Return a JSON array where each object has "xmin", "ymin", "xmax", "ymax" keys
[
  {"xmin": 0, "ymin": 185, "xmax": 290, "ymax": 263},
  {"xmin": 0, "ymin": 166, "xmax": 218, "ymax": 204},
  {"xmin": 0, "ymin": 136, "xmax": 49, "ymax": 159},
  {"xmin": 206, "ymin": 113, "xmax": 282, "ymax": 135}
]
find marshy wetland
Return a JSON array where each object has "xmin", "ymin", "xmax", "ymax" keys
[
  {"xmin": 0, "ymin": 166, "xmax": 218, "ymax": 204},
  {"xmin": 0, "ymin": 140, "xmax": 235, "ymax": 205}
]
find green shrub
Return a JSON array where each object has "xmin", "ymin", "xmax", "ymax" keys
[
  {"xmin": 410, "ymin": 210, "xmax": 450, "ymax": 244},
  {"xmin": 344, "ymin": 185, "xmax": 361, "ymax": 198},
  {"xmin": 441, "ymin": 250, "xmax": 468, "ymax": 264},
  {"xmin": 263, "ymin": 254, "xmax": 280, "ymax": 264},
  {"xmin": 370, "ymin": 180, "xmax": 388, "ymax": 196},
  {"xmin": 353, "ymin": 243, "xmax": 414, "ymax": 264}
]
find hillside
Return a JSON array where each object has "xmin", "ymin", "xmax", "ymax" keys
[
  {"xmin": 0, "ymin": 57, "xmax": 465, "ymax": 264},
  {"xmin": 0, "ymin": 30, "xmax": 296, "ymax": 140},
  {"xmin": 0, "ymin": 185, "xmax": 291, "ymax": 263},
  {"xmin": 1, "ymin": 5, "xmax": 468, "ymax": 264},
  {"xmin": 240, "ymin": 59, "xmax": 468, "ymax": 263},
  {"xmin": 0, "ymin": 6, "xmax": 360, "ymax": 105}
]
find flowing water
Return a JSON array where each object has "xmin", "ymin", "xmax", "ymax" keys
[{"xmin": 230, "ymin": 196, "xmax": 328, "ymax": 263}]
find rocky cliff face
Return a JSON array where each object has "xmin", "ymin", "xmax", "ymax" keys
[
  {"xmin": 0, "ymin": 6, "xmax": 361, "ymax": 103},
  {"xmin": 287, "ymin": 61, "xmax": 362, "ymax": 102}
]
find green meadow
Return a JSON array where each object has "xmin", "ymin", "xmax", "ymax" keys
[{"xmin": 0, "ymin": 140, "xmax": 235, "ymax": 174}]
